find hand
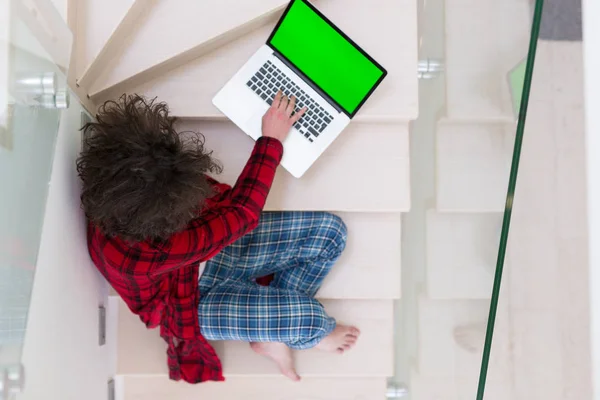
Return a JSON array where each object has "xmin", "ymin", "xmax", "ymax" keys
[{"xmin": 261, "ymin": 91, "xmax": 307, "ymax": 142}]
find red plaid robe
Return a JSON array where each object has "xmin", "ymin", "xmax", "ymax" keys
[{"xmin": 87, "ymin": 137, "xmax": 283, "ymax": 383}]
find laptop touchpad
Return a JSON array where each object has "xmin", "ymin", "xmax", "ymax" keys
[{"xmin": 245, "ymin": 109, "xmax": 267, "ymax": 140}]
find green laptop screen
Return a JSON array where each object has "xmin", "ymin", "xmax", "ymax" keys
[{"xmin": 269, "ymin": 0, "xmax": 385, "ymax": 115}]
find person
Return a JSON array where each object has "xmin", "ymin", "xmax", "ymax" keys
[{"xmin": 77, "ymin": 93, "xmax": 360, "ymax": 383}]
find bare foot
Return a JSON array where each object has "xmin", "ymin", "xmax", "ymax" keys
[
  {"xmin": 316, "ymin": 324, "xmax": 360, "ymax": 354},
  {"xmin": 250, "ymin": 342, "xmax": 300, "ymax": 381},
  {"xmin": 453, "ymin": 323, "xmax": 486, "ymax": 353}
]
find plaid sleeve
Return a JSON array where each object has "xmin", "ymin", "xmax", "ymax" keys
[{"xmin": 154, "ymin": 137, "xmax": 283, "ymax": 271}]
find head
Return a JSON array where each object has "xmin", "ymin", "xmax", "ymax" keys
[{"xmin": 77, "ymin": 94, "xmax": 222, "ymax": 242}]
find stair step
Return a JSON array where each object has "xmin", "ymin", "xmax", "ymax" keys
[
  {"xmin": 409, "ymin": 368, "xmax": 456, "ymax": 400},
  {"xmin": 436, "ymin": 120, "xmax": 512, "ymax": 212},
  {"xmin": 121, "ymin": 375, "xmax": 387, "ymax": 400},
  {"xmin": 445, "ymin": 0, "xmax": 531, "ymax": 120},
  {"xmin": 74, "ymin": 0, "xmax": 134, "ymax": 78},
  {"xmin": 415, "ymin": 295, "xmax": 511, "ymax": 380},
  {"xmin": 426, "ymin": 210, "xmax": 500, "ymax": 299},
  {"xmin": 77, "ymin": 0, "xmax": 153, "ymax": 90},
  {"xmin": 409, "ymin": 367, "xmax": 514, "ymax": 400},
  {"xmin": 83, "ymin": 0, "xmax": 288, "ymax": 95},
  {"xmin": 95, "ymin": 0, "xmax": 418, "ymax": 121},
  {"xmin": 318, "ymin": 212, "xmax": 401, "ymax": 299},
  {"xmin": 178, "ymin": 120, "xmax": 410, "ymax": 212},
  {"xmin": 116, "ymin": 298, "xmax": 394, "ymax": 377},
  {"xmin": 107, "ymin": 211, "xmax": 402, "ymax": 300}
]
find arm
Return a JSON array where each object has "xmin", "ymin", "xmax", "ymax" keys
[
  {"xmin": 168, "ymin": 137, "xmax": 282, "ymax": 261},
  {"xmin": 154, "ymin": 92, "xmax": 306, "ymax": 271}
]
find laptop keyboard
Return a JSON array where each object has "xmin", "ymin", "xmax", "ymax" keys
[{"xmin": 246, "ymin": 60, "xmax": 334, "ymax": 143}]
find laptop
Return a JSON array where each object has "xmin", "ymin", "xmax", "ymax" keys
[{"xmin": 213, "ymin": 0, "xmax": 387, "ymax": 178}]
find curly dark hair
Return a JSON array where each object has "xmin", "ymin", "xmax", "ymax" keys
[{"xmin": 77, "ymin": 94, "xmax": 222, "ymax": 242}]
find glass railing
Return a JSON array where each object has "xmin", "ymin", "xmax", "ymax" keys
[
  {"xmin": 483, "ymin": 0, "xmax": 590, "ymax": 398},
  {"xmin": 1, "ymin": 0, "xmax": 72, "ymax": 397},
  {"xmin": 389, "ymin": 0, "xmax": 587, "ymax": 398}
]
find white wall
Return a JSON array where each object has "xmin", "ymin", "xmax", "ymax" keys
[
  {"xmin": 10, "ymin": 2, "xmax": 114, "ymax": 398},
  {"xmin": 583, "ymin": 0, "xmax": 600, "ymax": 398},
  {"xmin": 15, "ymin": 94, "xmax": 113, "ymax": 400}
]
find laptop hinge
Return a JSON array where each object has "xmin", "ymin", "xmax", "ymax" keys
[{"xmin": 272, "ymin": 51, "xmax": 344, "ymax": 114}]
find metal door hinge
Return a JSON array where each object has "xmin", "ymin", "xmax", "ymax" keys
[
  {"xmin": 108, "ymin": 379, "xmax": 115, "ymax": 400},
  {"xmin": 99, "ymin": 305, "xmax": 106, "ymax": 346}
]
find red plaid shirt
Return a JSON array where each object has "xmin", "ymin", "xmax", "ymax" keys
[{"xmin": 87, "ymin": 137, "xmax": 283, "ymax": 383}]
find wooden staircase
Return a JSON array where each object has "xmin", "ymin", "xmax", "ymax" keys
[
  {"xmin": 70, "ymin": 0, "xmax": 417, "ymax": 398},
  {"xmin": 77, "ymin": 0, "xmax": 418, "ymax": 121}
]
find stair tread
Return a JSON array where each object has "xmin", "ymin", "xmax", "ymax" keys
[
  {"xmin": 436, "ymin": 120, "xmax": 512, "ymax": 212},
  {"xmin": 416, "ymin": 295, "xmax": 511, "ymax": 379},
  {"xmin": 75, "ymin": 0, "xmax": 134, "ymax": 78},
  {"xmin": 319, "ymin": 212, "xmax": 401, "ymax": 299},
  {"xmin": 445, "ymin": 0, "xmax": 531, "ymax": 120},
  {"xmin": 426, "ymin": 210, "xmax": 498, "ymax": 299},
  {"xmin": 410, "ymin": 367, "xmax": 514, "ymax": 399},
  {"xmin": 108, "ymin": 211, "xmax": 401, "ymax": 299},
  {"xmin": 178, "ymin": 120, "xmax": 410, "ymax": 212},
  {"xmin": 122, "ymin": 376, "xmax": 387, "ymax": 400},
  {"xmin": 88, "ymin": 0, "xmax": 288, "ymax": 94},
  {"xmin": 117, "ymin": 298, "xmax": 394, "ymax": 377},
  {"xmin": 77, "ymin": 0, "xmax": 150, "ymax": 89},
  {"xmin": 95, "ymin": 0, "xmax": 418, "ymax": 121}
]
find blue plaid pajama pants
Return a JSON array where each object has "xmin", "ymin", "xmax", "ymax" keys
[{"xmin": 198, "ymin": 211, "xmax": 347, "ymax": 350}]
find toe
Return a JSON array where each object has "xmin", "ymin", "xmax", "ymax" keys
[
  {"xmin": 283, "ymin": 369, "xmax": 301, "ymax": 382},
  {"xmin": 349, "ymin": 327, "xmax": 361, "ymax": 336},
  {"xmin": 343, "ymin": 339, "xmax": 357, "ymax": 350},
  {"xmin": 336, "ymin": 348, "xmax": 344, "ymax": 354}
]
